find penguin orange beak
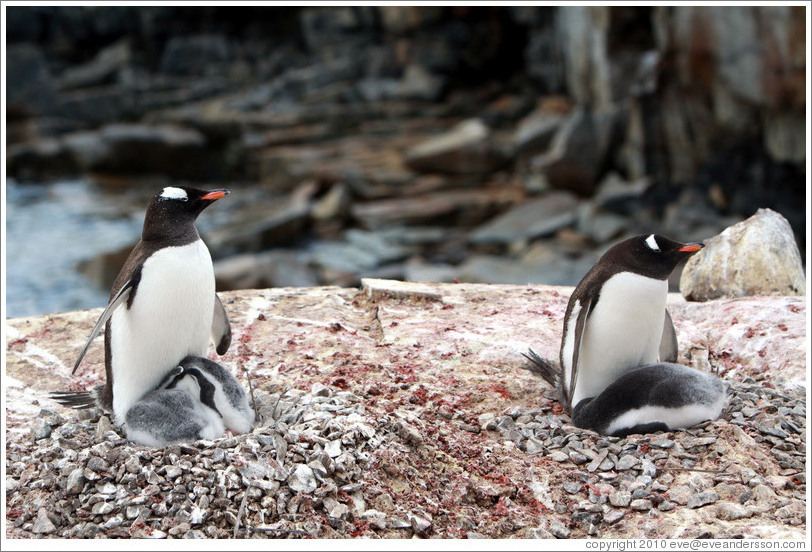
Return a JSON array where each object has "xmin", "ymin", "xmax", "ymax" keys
[
  {"xmin": 678, "ymin": 242, "xmax": 704, "ymax": 252},
  {"xmin": 201, "ymin": 189, "xmax": 229, "ymax": 201}
]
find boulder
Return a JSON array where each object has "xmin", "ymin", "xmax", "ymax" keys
[
  {"xmin": 206, "ymin": 195, "xmax": 312, "ymax": 254},
  {"xmin": 352, "ymin": 188, "xmax": 521, "ymax": 231},
  {"xmin": 214, "ymin": 250, "xmax": 318, "ymax": 291},
  {"xmin": 404, "ymin": 119, "xmax": 510, "ymax": 176},
  {"xmin": 513, "ymin": 107, "xmax": 567, "ymax": 157},
  {"xmin": 53, "ymin": 85, "xmax": 140, "ymax": 126},
  {"xmin": 299, "ymin": 6, "xmax": 378, "ymax": 52},
  {"xmin": 396, "ymin": 63, "xmax": 446, "ymax": 102},
  {"xmin": 58, "ymin": 39, "xmax": 131, "ymax": 90},
  {"xmin": 457, "ymin": 253, "xmax": 592, "ymax": 287},
  {"xmin": 89, "ymin": 123, "xmax": 222, "ymax": 181},
  {"xmin": 469, "ymin": 191, "xmax": 580, "ymax": 246},
  {"xmin": 159, "ymin": 34, "xmax": 230, "ymax": 76},
  {"xmin": 378, "ymin": 6, "xmax": 444, "ymax": 34},
  {"xmin": 6, "ymin": 43, "xmax": 56, "ymax": 117},
  {"xmin": 6, "ymin": 131, "xmax": 109, "ymax": 182},
  {"xmin": 680, "ymin": 208, "xmax": 805, "ymax": 301},
  {"xmin": 530, "ymin": 107, "xmax": 619, "ymax": 196},
  {"xmin": 6, "ymin": 139, "xmax": 81, "ymax": 181}
]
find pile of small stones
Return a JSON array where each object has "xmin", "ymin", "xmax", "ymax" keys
[
  {"xmin": 6, "ymin": 376, "xmax": 805, "ymax": 539},
  {"xmin": 483, "ymin": 381, "xmax": 806, "ymax": 538},
  {"xmin": 6, "ymin": 383, "xmax": 404, "ymax": 539}
]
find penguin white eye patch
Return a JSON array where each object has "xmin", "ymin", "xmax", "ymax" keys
[
  {"xmin": 645, "ymin": 234, "xmax": 660, "ymax": 252},
  {"xmin": 159, "ymin": 187, "xmax": 188, "ymax": 201}
]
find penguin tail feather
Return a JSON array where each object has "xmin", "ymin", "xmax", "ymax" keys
[
  {"xmin": 50, "ymin": 390, "xmax": 97, "ymax": 409},
  {"xmin": 520, "ymin": 348, "xmax": 560, "ymax": 389}
]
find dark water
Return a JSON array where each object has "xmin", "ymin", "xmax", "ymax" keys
[{"xmin": 5, "ymin": 179, "xmax": 144, "ymax": 318}]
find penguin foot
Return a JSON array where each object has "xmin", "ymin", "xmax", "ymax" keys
[{"xmin": 571, "ymin": 363, "xmax": 728, "ymax": 437}]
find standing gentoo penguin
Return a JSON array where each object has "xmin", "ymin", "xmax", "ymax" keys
[
  {"xmin": 125, "ymin": 356, "xmax": 255, "ymax": 446},
  {"xmin": 52, "ymin": 186, "xmax": 232, "ymax": 425},
  {"xmin": 524, "ymin": 233, "xmax": 728, "ymax": 436}
]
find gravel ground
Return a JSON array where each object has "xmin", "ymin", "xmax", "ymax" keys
[{"xmin": 4, "ymin": 283, "xmax": 807, "ymax": 539}]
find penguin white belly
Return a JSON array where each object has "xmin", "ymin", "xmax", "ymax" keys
[
  {"xmin": 572, "ymin": 272, "xmax": 667, "ymax": 407},
  {"xmin": 111, "ymin": 241, "xmax": 215, "ymax": 424}
]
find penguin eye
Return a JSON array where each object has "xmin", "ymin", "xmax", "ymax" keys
[
  {"xmin": 159, "ymin": 187, "xmax": 189, "ymax": 201},
  {"xmin": 645, "ymin": 234, "xmax": 660, "ymax": 252}
]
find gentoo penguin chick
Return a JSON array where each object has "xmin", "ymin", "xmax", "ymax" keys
[
  {"xmin": 53, "ymin": 186, "xmax": 232, "ymax": 425},
  {"xmin": 167, "ymin": 356, "xmax": 255, "ymax": 434},
  {"xmin": 571, "ymin": 363, "xmax": 728, "ymax": 437},
  {"xmin": 125, "ymin": 356, "xmax": 254, "ymax": 446},
  {"xmin": 524, "ymin": 233, "xmax": 726, "ymax": 435}
]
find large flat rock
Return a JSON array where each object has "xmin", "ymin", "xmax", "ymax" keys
[{"xmin": 4, "ymin": 281, "xmax": 807, "ymax": 539}]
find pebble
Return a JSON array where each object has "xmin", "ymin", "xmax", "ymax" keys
[
  {"xmin": 608, "ymin": 491, "xmax": 631, "ymax": 508},
  {"xmin": 410, "ymin": 513, "xmax": 432, "ymax": 534},
  {"xmin": 524, "ymin": 437, "xmax": 545, "ymax": 455},
  {"xmin": 713, "ymin": 502, "xmax": 753, "ymax": 520},
  {"xmin": 688, "ymin": 491, "xmax": 719, "ymax": 509},
  {"xmin": 604, "ymin": 509, "xmax": 624, "ymax": 524},
  {"xmin": 667, "ymin": 485, "xmax": 692, "ymax": 505},
  {"xmin": 164, "ymin": 465, "xmax": 182, "ymax": 479},
  {"xmin": 30, "ymin": 419, "xmax": 52, "ymax": 440},
  {"xmin": 130, "ymin": 525, "xmax": 167, "ymax": 538},
  {"xmin": 630, "ymin": 499, "xmax": 653, "ymax": 511},
  {"xmin": 95, "ymin": 416, "xmax": 114, "ymax": 439},
  {"xmin": 657, "ymin": 500, "xmax": 675, "ymax": 512},
  {"xmin": 548, "ymin": 521, "xmax": 571, "ymax": 539},
  {"xmin": 526, "ymin": 527, "xmax": 555, "ymax": 539},
  {"xmin": 650, "ymin": 437, "xmax": 674, "ymax": 449},
  {"xmin": 550, "ymin": 451, "xmax": 569, "ymax": 462},
  {"xmin": 568, "ymin": 450, "xmax": 589, "ymax": 465},
  {"xmin": 31, "ymin": 508, "xmax": 56, "ymax": 534},
  {"xmin": 563, "ymin": 481, "xmax": 582, "ymax": 494},
  {"xmin": 65, "ymin": 468, "xmax": 85, "ymax": 495},
  {"xmin": 616, "ymin": 455, "xmax": 639, "ymax": 470},
  {"xmin": 6, "ymin": 361, "xmax": 806, "ymax": 539}
]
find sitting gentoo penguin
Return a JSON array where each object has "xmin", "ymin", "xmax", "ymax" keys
[
  {"xmin": 125, "ymin": 356, "xmax": 255, "ymax": 446},
  {"xmin": 52, "ymin": 186, "xmax": 232, "ymax": 426},
  {"xmin": 524, "ymin": 233, "xmax": 727, "ymax": 437}
]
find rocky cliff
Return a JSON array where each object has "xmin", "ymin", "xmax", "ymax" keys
[{"xmin": 5, "ymin": 281, "xmax": 806, "ymax": 539}]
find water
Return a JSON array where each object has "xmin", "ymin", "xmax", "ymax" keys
[{"xmin": 5, "ymin": 179, "xmax": 144, "ymax": 318}]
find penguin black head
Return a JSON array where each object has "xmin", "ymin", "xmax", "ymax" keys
[
  {"xmin": 603, "ymin": 233, "xmax": 704, "ymax": 280},
  {"xmin": 142, "ymin": 186, "xmax": 229, "ymax": 243}
]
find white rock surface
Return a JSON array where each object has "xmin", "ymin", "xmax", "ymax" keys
[{"xmin": 680, "ymin": 208, "xmax": 805, "ymax": 301}]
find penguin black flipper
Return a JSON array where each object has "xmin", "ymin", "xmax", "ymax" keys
[
  {"xmin": 71, "ymin": 277, "xmax": 137, "ymax": 375},
  {"xmin": 659, "ymin": 309, "xmax": 678, "ymax": 363},
  {"xmin": 211, "ymin": 293, "xmax": 231, "ymax": 355},
  {"xmin": 566, "ymin": 296, "xmax": 593, "ymax": 411}
]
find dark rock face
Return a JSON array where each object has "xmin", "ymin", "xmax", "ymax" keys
[
  {"xmin": 5, "ymin": 6, "xmax": 805, "ymax": 294},
  {"xmin": 6, "ymin": 44, "xmax": 56, "ymax": 117}
]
